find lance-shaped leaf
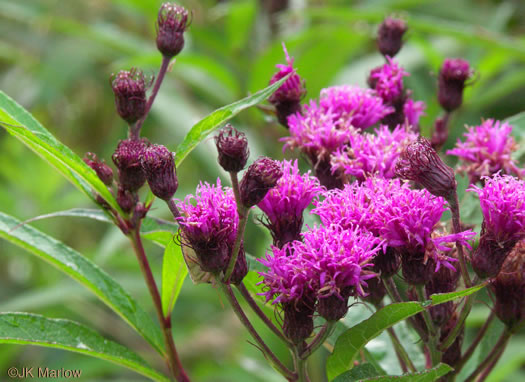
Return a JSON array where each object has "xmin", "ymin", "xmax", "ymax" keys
[
  {"xmin": 0, "ymin": 313, "xmax": 169, "ymax": 382},
  {"xmin": 0, "ymin": 212, "xmax": 164, "ymax": 354},
  {"xmin": 333, "ymin": 363, "xmax": 453, "ymax": 382},
  {"xmin": 161, "ymin": 239, "xmax": 188, "ymax": 316}
]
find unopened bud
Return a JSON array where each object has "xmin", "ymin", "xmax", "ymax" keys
[
  {"xmin": 215, "ymin": 125, "xmax": 249, "ymax": 173},
  {"xmin": 84, "ymin": 152, "xmax": 113, "ymax": 186},
  {"xmin": 240, "ymin": 157, "xmax": 283, "ymax": 208},
  {"xmin": 282, "ymin": 297, "xmax": 315, "ymax": 344},
  {"xmin": 112, "ymin": 138, "xmax": 149, "ymax": 192},
  {"xmin": 438, "ymin": 58, "xmax": 473, "ymax": 112},
  {"xmin": 395, "ymin": 137, "xmax": 457, "ymax": 201},
  {"xmin": 117, "ymin": 186, "xmax": 137, "ymax": 213},
  {"xmin": 431, "ymin": 116, "xmax": 449, "ymax": 151},
  {"xmin": 377, "ymin": 17, "xmax": 407, "ymax": 57},
  {"xmin": 111, "ymin": 69, "xmax": 150, "ymax": 124},
  {"xmin": 156, "ymin": 3, "xmax": 189, "ymax": 58},
  {"xmin": 141, "ymin": 144, "xmax": 178, "ymax": 201}
]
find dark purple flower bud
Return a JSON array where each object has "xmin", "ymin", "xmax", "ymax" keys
[
  {"xmin": 362, "ymin": 276, "xmax": 386, "ymax": 306},
  {"xmin": 373, "ymin": 247, "xmax": 401, "ymax": 278},
  {"xmin": 430, "ymin": 115, "xmax": 449, "ymax": 151},
  {"xmin": 156, "ymin": 3, "xmax": 189, "ymax": 58},
  {"xmin": 425, "ymin": 255, "xmax": 459, "ymax": 325},
  {"xmin": 83, "ymin": 152, "xmax": 113, "ymax": 186},
  {"xmin": 395, "ymin": 137, "xmax": 457, "ymax": 201},
  {"xmin": 377, "ymin": 17, "xmax": 408, "ymax": 57},
  {"xmin": 490, "ymin": 241, "xmax": 525, "ymax": 329},
  {"xmin": 112, "ymin": 138, "xmax": 149, "ymax": 192},
  {"xmin": 240, "ymin": 157, "xmax": 283, "ymax": 208},
  {"xmin": 141, "ymin": 144, "xmax": 178, "ymax": 201},
  {"xmin": 215, "ymin": 125, "xmax": 249, "ymax": 173},
  {"xmin": 282, "ymin": 297, "xmax": 315, "ymax": 344},
  {"xmin": 111, "ymin": 69, "xmax": 150, "ymax": 124},
  {"xmin": 117, "ymin": 186, "xmax": 137, "ymax": 213},
  {"xmin": 438, "ymin": 58, "xmax": 473, "ymax": 112}
]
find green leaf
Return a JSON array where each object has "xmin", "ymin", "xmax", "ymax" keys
[
  {"xmin": 174, "ymin": 74, "xmax": 290, "ymax": 167},
  {"xmin": 161, "ymin": 240, "xmax": 188, "ymax": 316},
  {"xmin": 0, "ymin": 91, "xmax": 123, "ymax": 215},
  {"xmin": 0, "ymin": 212, "xmax": 164, "ymax": 355},
  {"xmin": 0, "ymin": 313, "xmax": 169, "ymax": 382},
  {"xmin": 326, "ymin": 284, "xmax": 485, "ymax": 380},
  {"xmin": 334, "ymin": 363, "xmax": 453, "ymax": 382},
  {"xmin": 333, "ymin": 363, "xmax": 381, "ymax": 382}
]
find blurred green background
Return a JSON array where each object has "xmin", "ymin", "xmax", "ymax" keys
[{"xmin": 1, "ymin": 0, "xmax": 524, "ymax": 380}]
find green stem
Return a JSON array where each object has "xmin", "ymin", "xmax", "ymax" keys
[
  {"xmin": 465, "ymin": 328, "xmax": 511, "ymax": 382},
  {"xmin": 219, "ymin": 283, "xmax": 295, "ymax": 380},
  {"xmin": 449, "ymin": 192, "xmax": 472, "ymax": 287},
  {"xmin": 236, "ymin": 283, "xmax": 289, "ymax": 344},
  {"xmin": 439, "ymin": 294, "xmax": 474, "ymax": 351},
  {"xmin": 415, "ymin": 285, "xmax": 441, "ymax": 365},
  {"xmin": 293, "ymin": 343, "xmax": 310, "ymax": 382},
  {"xmin": 454, "ymin": 312, "xmax": 495, "ymax": 374},
  {"xmin": 224, "ymin": 172, "xmax": 249, "ymax": 282},
  {"xmin": 129, "ymin": 227, "xmax": 189, "ymax": 382},
  {"xmin": 300, "ymin": 322, "xmax": 336, "ymax": 359}
]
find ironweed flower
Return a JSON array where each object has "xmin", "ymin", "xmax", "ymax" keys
[
  {"xmin": 141, "ymin": 144, "xmax": 178, "ymax": 201},
  {"xmin": 112, "ymin": 138, "xmax": 149, "ymax": 192},
  {"xmin": 330, "ymin": 125, "xmax": 417, "ymax": 181},
  {"xmin": 438, "ymin": 58, "xmax": 473, "ymax": 112},
  {"xmin": 111, "ymin": 69, "xmax": 150, "ymax": 124},
  {"xmin": 490, "ymin": 241, "xmax": 525, "ymax": 329},
  {"xmin": 176, "ymin": 179, "xmax": 240, "ymax": 274},
  {"xmin": 396, "ymin": 136, "xmax": 457, "ymax": 201},
  {"xmin": 468, "ymin": 174, "xmax": 525, "ymax": 278},
  {"xmin": 368, "ymin": 57, "xmax": 408, "ymax": 103},
  {"xmin": 240, "ymin": 157, "xmax": 283, "ymax": 208},
  {"xmin": 268, "ymin": 44, "xmax": 306, "ymax": 128},
  {"xmin": 258, "ymin": 160, "xmax": 323, "ymax": 247},
  {"xmin": 84, "ymin": 152, "xmax": 113, "ymax": 186},
  {"xmin": 377, "ymin": 17, "xmax": 407, "ymax": 57},
  {"xmin": 215, "ymin": 124, "xmax": 249, "ymax": 173},
  {"xmin": 403, "ymin": 98, "xmax": 426, "ymax": 131},
  {"xmin": 156, "ymin": 3, "xmax": 189, "ymax": 58},
  {"xmin": 447, "ymin": 119, "xmax": 524, "ymax": 184}
]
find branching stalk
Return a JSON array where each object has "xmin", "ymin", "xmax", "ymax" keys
[
  {"xmin": 300, "ymin": 322, "xmax": 336, "ymax": 359},
  {"xmin": 465, "ymin": 328, "xmax": 511, "ymax": 382}
]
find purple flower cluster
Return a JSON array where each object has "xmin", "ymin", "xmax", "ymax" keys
[
  {"xmin": 176, "ymin": 179, "xmax": 239, "ymax": 273},
  {"xmin": 258, "ymin": 160, "xmax": 323, "ymax": 247},
  {"xmin": 330, "ymin": 125, "xmax": 418, "ymax": 181},
  {"xmin": 447, "ymin": 119, "xmax": 523, "ymax": 184},
  {"xmin": 268, "ymin": 44, "xmax": 306, "ymax": 105},
  {"xmin": 368, "ymin": 57, "xmax": 409, "ymax": 103},
  {"xmin": 258, "ymin": 224, "xmax": 380, "ymax": 321}
]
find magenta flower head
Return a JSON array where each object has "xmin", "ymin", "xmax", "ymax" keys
[
  {"xmin": 156, "ymin": 3, "xmax": 189, "ymax": 58},
  {"xmin": 447, "ymin": 119, "xmax": 523, "ymax": 184},
  {"xmin": 111, "ymin": 69, "xmax": 151, "ymax": 124},
  {"xmin": 141, "ymin": 144, "xmax": 178, "ymax": 201},
  {"xmin": 403, "ymin": 98, "xmax": 426, "ymax": 131},
  {"xmin": 268, "ymin": 43, "xmax": 306, "ymax": 128},
  {"xmin": 112, "ymin": 138, "xmax": 149, "ymax": 192},
  {"xmin": 396, "ymin": 136, "xmax": 457, "ymax": 201},
  {"xmin": 83, "ymin": 152, "xmax": 113, "ymax": 186},
  {"xmin": 331, "ymin": 125, "xmax": 417, "ymax": 181},
  {"xmin": 215, "ymin": 124, "xmax": 249, "ymax": 173},
  {"xmin": 240, "ymin": 157, "xmax": 283, "ymax": 208},
  {"xmin": 319, "ymin": 86, "xmax": 394, "ymax": 131},
  {"xmin": 378, "ymin": 186, "xmax": 475, "ymax": 284},
  {"xmin": 377, "ymin": 17, "xmax": 408, "ymax": 57},
  {"xmin": 177, "ymin": 179, "xmax": 245, "ymax": 278},
  {"xmin": 368, "ymin": 57, "xmax": 409, "ymax": 104},
  {"xmin": 438, "ymin": 58, "xmax": 473, "ymax": 112},
  {"xmin": 490, "ymin": 241, "xmax": 525, "ymax": 329},
  {"xmin": 468, "ymin": 174, "xmax": 525, "ymax": 278},
  {"xmin": 258, "ymin": 160, "xmax": 323, "ymax": 248}
]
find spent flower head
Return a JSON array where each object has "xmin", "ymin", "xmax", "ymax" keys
[
  {"xmin": 240, "ymin": 157, "xmax": 283, "ymax": 208},
  {"xmin": 258, "ymin": 160, "xmax": 323, "ymax": 247},
  {"xmin": 447, "ymin": 119, "xmax": 524, "ymax": 184},
  {"xmin": 438, "ymin": 58, "xmax": 473, "ymax": 112},
  {"xmin": 377, "ymin": 17, "xmax": 408, "ymax": 57},
  {"xmin": 215, "ymin": 124, "xmax": 249, "ymax": 173}
]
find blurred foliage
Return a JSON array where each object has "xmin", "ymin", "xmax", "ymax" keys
[{"xmin": 0, "ymin": 0, "xmax": 524, "ymax": 380}]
